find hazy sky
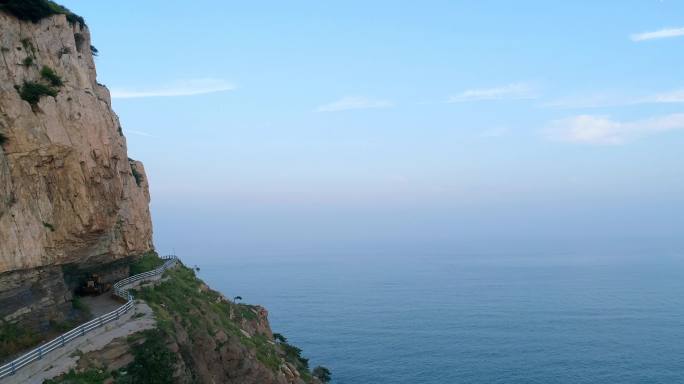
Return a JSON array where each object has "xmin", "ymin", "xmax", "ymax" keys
[{"xmin": 61, "ymin": 1, "xmax": 684, "ymax": 260}]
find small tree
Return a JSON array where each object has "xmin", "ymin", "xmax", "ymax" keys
[
  {"xmin": 312, "ymin": 366, "xmax": 331, "ymax": 383},
  {"xmin": 273, "ymin": 333, "xmax": 287, "ymax": 343},
  {"xmin": 233, "ymin": 295, "xmax": 242, "ymax": 303}
]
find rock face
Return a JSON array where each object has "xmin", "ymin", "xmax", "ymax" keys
[{"xmin": 0, "ymin": 11, "xmax": 153, "ymax": 324}]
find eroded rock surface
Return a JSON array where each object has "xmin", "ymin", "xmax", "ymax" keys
[{"xmin": 0, "ymin": 12, "xmax": 153, "ymax": 323}]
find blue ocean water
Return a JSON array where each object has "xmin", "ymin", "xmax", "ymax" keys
[{"xmin": 197, "ymin": 252, "xmax": 684, "ymax": 383}]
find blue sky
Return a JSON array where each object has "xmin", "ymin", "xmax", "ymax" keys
[{"xmin": 61, "ymin": 1, "xmax": 684, "ymax": 260}]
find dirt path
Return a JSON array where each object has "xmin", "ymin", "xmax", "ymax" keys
[{"xmin": 0, "ymin": 301, "xmax": 156, "ymax": 384}]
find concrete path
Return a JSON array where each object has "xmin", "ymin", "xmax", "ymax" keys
[
  {"xmin": 0, "ymin": 301, "xmax": 156, "ymax": 384},
  {"xmin": 80, "ymin": 294, "xmax": 122, "ymax": 318}
]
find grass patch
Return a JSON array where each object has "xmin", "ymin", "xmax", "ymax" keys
[
  {"xmin": 129, "ymin": 252, "xmax": 163, "ymax": 276},
  {"xmin": 43, "ymin": 368, "xmax": 110, "ymax": 384},
  {"xmin": 115, "ymin": 329, "xmax": 174, "ymax": 384},
  {"xmin": 0, "ymin": 0, "xmax": 85, "ymax": 27},
  {"xmin": 135, "ymin": 266, "xmax": 284, "ymax": 371},
  {"xmin": 43, "ymin": 221, "xmax": 55, "ymax": 231},
  {"xmin": 41, "ymin": 65, "xmax": 63, "ymax": 87},
  {"xmin": 0, "ymin": 321, "xmax": 42, "ymax": 361},
  {"xmin": 0, "ymin": 297, "xmax": 92, "ymax": 362},
  {"xmin": 20, "ymin": 81, "xmax": 57, "ymax": 105}
]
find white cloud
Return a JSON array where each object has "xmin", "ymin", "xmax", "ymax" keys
[
  {"xmin": 448, "ymin": 83, "xmax": 537, "ymax": 103},
  {"xmin": 316, "ymin": 96, "xmax": 393, "ymax": 112},
  {"xmin": 545, "ymin": 113, "xmax": 684, "ymax": 145},
  {"xmin": 631, "ymin": 27, "xmax": 684, "ymax": 42},
  {"xmin": 111, "ymin": 78, "xmax": 236, "ymax": 99}
]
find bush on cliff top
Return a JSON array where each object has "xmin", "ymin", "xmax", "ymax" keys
[{"xmin": 0, "ymin": 0, "xmax": 85, "ymax": 27}]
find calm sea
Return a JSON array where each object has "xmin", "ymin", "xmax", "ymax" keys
[{"xmin": 196, "ymin": 250, "xmax": 684, "ymax": 383}]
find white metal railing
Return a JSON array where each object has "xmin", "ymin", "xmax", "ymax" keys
[{"xmin": 0, "ymin": 254, "xmax": 178, "ymax": 380}]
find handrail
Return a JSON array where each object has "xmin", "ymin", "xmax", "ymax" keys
[{"xmin": 0, "ymin": 254, "xmax": 179, "ymax": 380}]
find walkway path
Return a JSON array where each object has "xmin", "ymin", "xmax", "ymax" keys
[
  {"xmin": 0, "ymin": 301, "xmax": 156, "ymax": 384},
  {"xmin": 0, "ymin": 255, "xmax": 178, "ymax": 383}
]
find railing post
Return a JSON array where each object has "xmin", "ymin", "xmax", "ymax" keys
[
  {"xmin": 81, "ymin": 325, "xmax": 85, "ymax": 336},
  {"xmin": 61, "ymin": 335, "xmax": 65, "ymax": 347},
  {"xmin": 10, "ymin": 361, "xmax": 15, "ymax": 375},
  {"xmin": 38, "ymin": 346, "xmax": 43, "ymax": 359}
]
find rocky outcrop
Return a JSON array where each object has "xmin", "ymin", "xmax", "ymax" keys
[
  {"xmin": 0, "ymin": 9, "xmax": 153, "ymax": 324},
  {"xmin": 49, "ymin": 265, "xmax": 322, "ymax": 384}
]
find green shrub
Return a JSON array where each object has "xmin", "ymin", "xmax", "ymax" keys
[
  {"xmin": 0, "ymin": 321, "xmax": 42, "ymax": 361},
  {"xmin": 117, "ymin": 330, "xmax": 175, "ymax": 384},
  {"xmin": 0, "ymin": 0, "xmax": 85, "ymax": 27},
  {"xmin": 40, "ymin": 65, "xmax": 63, "ymax": 86},
  {"xmin": 90, "ymin": 44, "xmax": 98, "ymax": 56},
  {"xmin": 42, "ymin": 221, "xmax": 55, "ymax": 231},
  {"xmin": 20, "ymin": 81, "xmax": 58, "ymax": 105},
  {"xmin": 21, "ymin": 56, "xmax": 33, "ymax": 67},
  {"xmin": 129, "ymin": 252, "xmax": 164, "ymax": 276},
  {"xmin": 20, "ymin": 38, "xmax": 35, "ymax": 56},
  {"xmin": 273, "ymin": 333, "xmax": 288, "ymax": 343},
  {"xmin": 281, "ymin": 342, "xmax": 309, "ymax": 370},
  {"xmin": 312, "ymin": 366, "xmax": 332, "ymax": 383},
  {"xmin": 0, "ymin": 133, "xmax": 7, "ymax": 145}
]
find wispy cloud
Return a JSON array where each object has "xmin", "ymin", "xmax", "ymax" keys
[
  {"xmin": 545, "ymin": 113, "xmax": 684, "ymax": 145},
  {"xmin": 631, "ymin": 27, "xmax": 684, "ymax": 42},
  {"xmin": 316, "ymin": 96, "xmax": 393, "ymax": 112},
  {"xmin": 111, "ymin": 78, "xmax": 236, "ymax": 99},
  {"xmin": 448, "ymin": 83, "xmax": 537, "ymax": 103},
  {"xmin": 646, "ymin": 89, "xmax": 684, "ymax": 103},
  {"xmin": 543, "ymin": 88, "xmax": 684, "ymax": 109}
]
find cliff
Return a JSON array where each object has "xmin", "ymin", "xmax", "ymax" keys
[
  {"xmin": 0, "ymin": 3, "xmax": 327, "ymax": 383},
  {"xmin": 0, "ymin": 3, "xmax": 153, "ymax": 327}
]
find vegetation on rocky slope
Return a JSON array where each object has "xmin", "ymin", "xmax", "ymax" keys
[
  {"xmin": 43, "ymin": 255, "xmax": 323, "ymax": 383},
  {"xmin": 0, "ymin": 298, "xmax": 91, "ymax": 362},
  {"xmin": 0, "ymin": 0, "xmax": 85, "ymax": 27},
  {"xmin": 19, "ymin": 81, "xmax": 58, "ymax": 105},
  {"xmin": 128, "ymin": 251, "xmax": 165, "ymax": 276}
]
